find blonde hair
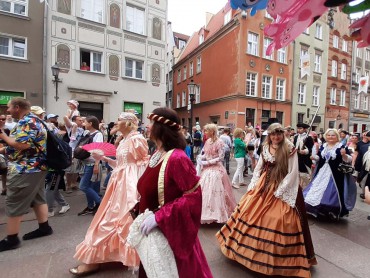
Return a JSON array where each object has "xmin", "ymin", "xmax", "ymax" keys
[
  {"xmin": 324, "ymin": 128, "xmax": 340, "ymax": 142},
  {"xmin": 204, "ymin": 123, "xmax": 218, "ymax": 141},
  {"xmin": 263, "ymin": 123, "xmax": 291, "ymax": 186},
  {"xmin": 233, "ymin": 128, "xmax": 244, "ymax": 138}
]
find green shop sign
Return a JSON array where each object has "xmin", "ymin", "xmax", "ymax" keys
[
  {"xmin": 123, "ymin": 102, "xmax": 143, "ymax": 114},
  {"xmin": 0, "ymin": 91, "xmax": 24, "ymax": 105}
]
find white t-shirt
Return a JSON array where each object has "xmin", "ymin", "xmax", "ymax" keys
[{"xmin": 83, "ymin": 130, "xmax": 103, "ymax": 163}]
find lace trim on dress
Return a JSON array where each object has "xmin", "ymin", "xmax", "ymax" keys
[{"xmin": 320, "ymin": 142, "xmax": 342, "ymax": 161}]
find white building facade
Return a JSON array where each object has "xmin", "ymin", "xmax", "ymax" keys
[{"xmin": 46, "ymin": 0, "xmax": 167, "ymax": 123}]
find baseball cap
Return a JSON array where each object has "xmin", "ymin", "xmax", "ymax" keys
[{"xmin": 46, "ymin": 114, "xmax": 59, "ymax": 120}]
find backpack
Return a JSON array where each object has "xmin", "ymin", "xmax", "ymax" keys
[
  {"xmin": 30, "ymin": 116, "xmax": 72, "ymax": 170},
  {"xmin": 73, "ymin": 131, "xmax": 99, "ymax": 160}
]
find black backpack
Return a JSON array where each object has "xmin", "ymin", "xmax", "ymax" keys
[
  {"xmin": 73, "ymin": 131, "xmax": 99, "ymax": 160},
  {"xmin": 30, "ymin": 117, "xmax": 72, "ymax": 170}
]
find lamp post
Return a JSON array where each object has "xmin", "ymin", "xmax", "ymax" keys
[
  {"xmin": 188, "ymin": 79, "xmax": 197, "ymax": 136},
  {"xmin": 51, "ymin": 63, "xmax": 62, "ymax": 101}
]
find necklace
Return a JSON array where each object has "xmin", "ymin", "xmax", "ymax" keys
[
  {"xmin": 149, "ymin": 151, "xmax": 165, "ymax": 168},
  {"xmin": 271, "ymin": 145, "xmax": 278, "ymax": 150}
]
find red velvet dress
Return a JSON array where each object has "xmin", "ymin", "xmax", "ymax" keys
[{"xmin": 137, "ymin": 149, "xmax": 213, "ymax": 278}]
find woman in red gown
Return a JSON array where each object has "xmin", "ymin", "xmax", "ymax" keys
[{"xmin": 137, "ymin": 107, "xmax": 213, "ymax": 278}]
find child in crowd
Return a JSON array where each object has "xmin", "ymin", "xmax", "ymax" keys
[{"xmin": 66, "ymin": 100, "xmax": 80, "ymax": 141}]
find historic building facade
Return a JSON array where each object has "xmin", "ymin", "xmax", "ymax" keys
[
  {"xmin": 46, "ymin": 0, "xmax": 167, "ymax": 122},
  {"xmin": 172, "ymin": 7, "xmax": 293, "ymax": 130},
  {"xmin": 0, "ymin": 1, "xmax": 45, "ymax": 113}
]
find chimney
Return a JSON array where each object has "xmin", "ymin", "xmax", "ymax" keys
[{"xmin": 205, "ymin": 12, "xmax": 214, "ymax": 28}]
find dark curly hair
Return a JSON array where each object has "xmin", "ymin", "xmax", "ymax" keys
[{"xmin": 149, "ymin": 107, "xmax": 186, "ymax": 151}]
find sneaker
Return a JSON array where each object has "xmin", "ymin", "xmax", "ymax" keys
[
  {"xmin": 78, "ymin": 207, "xmax": 94, "ymax": 216},
  {"xmin": 48, "ymin": 211, "xmax": 55, "ymax": 217},
  {"xmin": 92, "ymin": 204, "xmax": 100, "ymax": 215},
  {"xmin": 232, "ymin": 183, "xmax": 240, "ymax": 189},
  {"xmin": 0, "ymin": 237, "xmax": 20, "ymax": 252},
  {"xmin": 23, "ymin": 227, "xmax": 53, "ymax": 240},
  {"xmin": 59, "ymin": 205, "xmax": 70, "ymax": 214}
]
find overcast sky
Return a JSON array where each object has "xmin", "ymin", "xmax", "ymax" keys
[{"xmin": 168, "ymin": 0, "xmax": 228, "ymax": 36}]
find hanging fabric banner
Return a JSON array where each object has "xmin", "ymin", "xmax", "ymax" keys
[
  {"xmin": 300, "ymin": 53, "xmax": 310, "ymax": 78},
  {"xmin": 359, "ymin": 76, "xmax": 369, "ymax": 94}
]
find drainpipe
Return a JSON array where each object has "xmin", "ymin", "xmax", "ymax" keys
[
  {"xmin": 349, "ymin": 40, "xmax": 355, "ymax": 132},
  {"xmin": 42, "ymin": 2, "xmax": 48, "ymax": 109},
  {"xmin": 291, "ymin": 40, "xmax": 296, "ymax": 127}
]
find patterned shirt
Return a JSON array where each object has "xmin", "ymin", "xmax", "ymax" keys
[{"xmin": 6, "ymin": 113, "xmax": 47, "ymax": 174}]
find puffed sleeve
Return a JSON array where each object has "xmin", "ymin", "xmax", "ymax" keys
[{"xmin": 128, "ymin": 135, "xmax": 149, "ymax": 166}]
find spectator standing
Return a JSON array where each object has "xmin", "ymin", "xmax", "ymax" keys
[
  {"xmin": 0, "ymin": 98, "xmax": 52, "ymax": 252},
  {"xmin": 231, "ymin": 128, "xmax": 246, "ymax": 189},
  {"xmin": 4, "ymin": 115, "xmax": 16, "ymax": 130},
  {"xmin": 220, "ymin": 128, "xmax": 232, "ymax": 175},
  {"xmin": 192, "ymin": 126, "xmax": 202, "ymax": 161},
  {"xmin": 0, "ymin": 114, "xmax": 9, "ymax": 195}
]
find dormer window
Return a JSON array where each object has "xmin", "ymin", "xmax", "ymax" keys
[{"xmin": 199, "ymin": 34, "xmax": 204, "ymax": 44}]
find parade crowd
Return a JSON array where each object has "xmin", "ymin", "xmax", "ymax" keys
[{"xmin": 1, "ymin": 97, "xmax": 370, "ymax": 278}]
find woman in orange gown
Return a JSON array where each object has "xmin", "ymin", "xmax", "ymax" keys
[
  {"xmin": 70, "ymin": 112, "xmax": 149, "ymax": 276},
  {"xmin": 217, "ymin": 123, "xmax": 316, "ymax": 278}
]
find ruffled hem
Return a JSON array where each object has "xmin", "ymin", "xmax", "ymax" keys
[{"xmin": 74, "ymin": 234, "xmax": 140, "ymax": 267}]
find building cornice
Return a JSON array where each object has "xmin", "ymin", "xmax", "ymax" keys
[{"xmin": 68, "ymin": 87, "xmax": 113, "ymax": 96}]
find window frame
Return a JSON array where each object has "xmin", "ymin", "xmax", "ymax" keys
[
  {"xmin": 183, "ymin": 65, "xmax": 187, "ymax": 81},
  {"xmin": 277, "ymin": 47, "xmax": 287, "ymax": 64},
  {"xmin": 341, "ymin": 63, "xmax": 347, "ymax": 80},
  {"xmin": 263, "ymin": 37, "xmax": 273, "ymax": 60},
  {"xmin": 176, "ymin": 93, "xmax": 180, "ymax": 108},
  {"xmin": 196, "ymin": 56, "xmax": 201, "ymax": 73},
  {"xmin": 124, "ymin": 57, "xmax": 143, "ymax": 79},
  {"xmin": 0, "ymin": 0, "xmax": 28, "ymax": 17},
  {"xmin": 330, "ymin": 87, "xmax": 337, "ymax": 105},
  {"xmin": 126, "ymin": 4, "xmax": 145, "ymax": 35},
  {"xmin": 80, "ymin": 0, "xmax": 105, "ymax": 24},
  {"xmin": 0, "ymin": 35, "xmax": 27, "ymax": 59},
  {"xmin": 177, "ymin": 69, "xmax": 181, "ymax": 83},
  {"xmin": 276, "ymin": 78, "xmax": 285, "ymax": 101},
  {"xmin": 247, "ymin": 32, "xmax": 259, "ymax": 56},
  {"xmin": 314, "ymin": 53, "xmax": 322, "ymax": 73},
  {"xmin": 333, "ymin": 35, "xmax": 339, "ymax": 48},
  {"xmin": 342, "ymin": 40, "xmax": 348, "ymax": 52},
  {"xmin": 340, "ymin": 89, "xmax": 346, "ymax": 107},
  {"xmin": 261, "ymin": 75, "xmax": 272, "ymax": 99},
  {"xmin": 189, "ymin": 61, "xmax": 194, "ymax": 77},
  {"xmin": 312, "ymin": 86, "xmax": 320, "ymax": 107},
  {"xmin": 315, "ymin": 24, "xmax": 322, "ymax": 39},
  {"xmin": 246, "ymin": 72, "xmax": 258, "ymax": 97},
  {"xmin": 331, "ymin": 59, "xmax": 337, "ymax": 77},
  {"xmin": 364, "ymin": 96, "xmax": 369, "ymax": 111},
  {"xmin": 298, "ymin": 83, "xmax": 306, "ymax": 104},
  {"xmin": 182, "ymin": 91, "xmax": 186, "ymax": 107}
]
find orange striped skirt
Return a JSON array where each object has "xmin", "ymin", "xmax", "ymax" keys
[{"xmin": 216, "ymin": 172, "xmax": 311, "ymax": 277}]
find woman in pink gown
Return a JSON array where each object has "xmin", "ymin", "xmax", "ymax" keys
[
  {"xmin": 70, "ymin": 112, "xmax": 149, "ymax": 276},
  {"xmin": 198, "ymin": 123, "xmax": 236, "ymax": 223}
]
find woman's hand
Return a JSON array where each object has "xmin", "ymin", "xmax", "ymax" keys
[
  {"xmin": 140, "ymin": 214, "xmax": 158, "ymax": 235},
  {"xmin": 91, "ymin": 151, "xmax": 104, "ymax": 161}
]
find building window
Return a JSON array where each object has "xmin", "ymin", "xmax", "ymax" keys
[
  {"xmin": 297, "ymin": 113, "xmax": 304, "ymax": 124},
  {"xmin": 262, "ymin": 75, "xmax": 272, "ymax": 99},
  {"xmin": 328, "ymin": 121, "xmax": 335, "ymax": 128},
  {"xmin": 341, "ymin": 63, "xmax": 347, "ymax": 80},
  {"xmin": 354, "ymin": 94, "xmax": 359, "ymax": 109},
  {"xmin": 195, "ymin": 85, "xmax": 201, "ymax": 104},
  {"xmin": 263, "ymin": 37, "xmax": 273, "ymax": 60},
  {"xmin": 0, "ymin": 0, "xmax": 27, "ymax": 16},
  {"xmin": 176, "ymin": 93, "xmax": 180, "ymax": 108},
  {"xmin": 300, "ymin": 49, "xmax": 308, "ymax": 68},
  {"xmin": 277, "ymin": 47, "xmax": 287, "ymax": 63},
  {"xmin": 298, "ymin": 83, "xmax": 306, "ymax": 104},
  {"xmin": 183, "ymin": 66, "xmax": 187, "ymax": 80},
  {"xmin": 224, "ymin": 9, "xmax": 231, "ymax": 25},
  {"xmin": 340, "ymin": 89, "xmax": 346, "ymax": 106},
  {"xmin": 189, "ymin": 61, "xmax": 193, "ymax": 77},
  {"xmin": 333, "ymin": 35, "xmax": 339, "ymax": 48},
  {"xmin": 366, "ymin": 70, "xmax": 369, "ymax": 77},
  {"xmin": 262, "ymin": 110, "xmax": 271, "ymax": 119},
  {"xmin": 199, "ymin": 34, "xmax": 204, "ymax": 44},
  {"xmin": 356, "ymin": 44, "xmax": 362, "ymax": 58},
  {"xmin": 126, "ymin": 5, "xmax": 145, "ymax": 35},
  {"xmin": 0, "ymin": 36, "xmax": 26, "ymax": 59},
  {"xmin": 177, "ymin": 69, "xmax": 181, "ymax": 83},
  {"xmin": 182, "ymin": 91, "xmax": 186, "ymax": 107},
  {"xmin": 355, "ymin": 67, "xmax": 361, "ymax": 83},
  {"xmin": 330, "ymin": 87, "xmax": 336, "ymax": 105},
  {"xmin": 196, "ymin": 56, "xmax": 201, "ymax": 73},
  {"xmin": 366, "ymin": 49, "xmax": 370, "ymax": 61},
  {"xmin": 178, "ymin": 39, "xmax": 186, "ymax": 49},
  {"xmin": 276, "ymin": 111, "xmax": 283, "ymax": 124},
  {"xmin": 247, "ymin": 32, "xmax": 259, "ymax": 56},
  {"xmin": 315, "ymin": 24, "xmax": 322, "ymax": 39},
  {"xmin": 364, "ymin": 96, "xmax": 369, "ymax": 111},
  {"xmin": 313, "ymin": 86, "xmax": 320, "ymax": 106},
  {"xmin": 304, "ymin": 28, "xmax": 309, "ymax": 35},
  {"xmin": 246, "ymin": 72, "xmax": 257, "ymax": 96},
  {"xmin": 125, "ymin": 58, "xmax": 143, "ymax": 79},
  {"xmin": 81, "ymin": 0, "xmax": 104, "ymax": 23},
  {"xmin": 331, "ymin": 60, "xmax": 337, "ymax": 77},
  {"xmin": 342, "ymin": 40, "xmax": 348, "ymax": 52},
  {"xmin": 314, "ymin": 53, "xmax": 321, "ymax": 73},
  {"xmin": 276, "ymin": 78, "xmax": 285, "ymax": 101}
]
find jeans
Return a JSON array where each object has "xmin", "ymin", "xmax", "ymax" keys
[
  {"xmin": 223, "ymin": 150, "xmax": 230, "ymax": 173},
  {"xmin": 45, "ymin": 171, "xmax": 68, "ymax": 212},
  {"xmin": 79, "ymin": 165, "xmax": 101, "ymax": 209},
  {"xmin": 232, "ymin": 157, "xmax": 245, "ymax": 185}
]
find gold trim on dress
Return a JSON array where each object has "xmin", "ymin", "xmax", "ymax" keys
[{"xmin": 158, "ymin": 149, "xmax": 175, "ymax": 207}]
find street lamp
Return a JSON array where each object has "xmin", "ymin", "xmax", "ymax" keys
[
  {"xmin": 51, "ymin": 63, "xmax": 62, "ymax": 101},
  {"xmin": 187, "ymin": 79, "xmax": 197, "ymax": 137}
]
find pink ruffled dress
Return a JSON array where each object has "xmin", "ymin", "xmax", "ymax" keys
[
  {"xmin": 74, "ymin": 132, "xmax": 149, "ymax": 267},
  {"xmin": 199, "ymin": 138, "xmax": 236, "ymax": 223}
]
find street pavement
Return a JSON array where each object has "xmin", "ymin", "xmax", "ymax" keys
[{"xmin": 0, "ymin": 160, "xmax": 370, "ymax": 278}]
